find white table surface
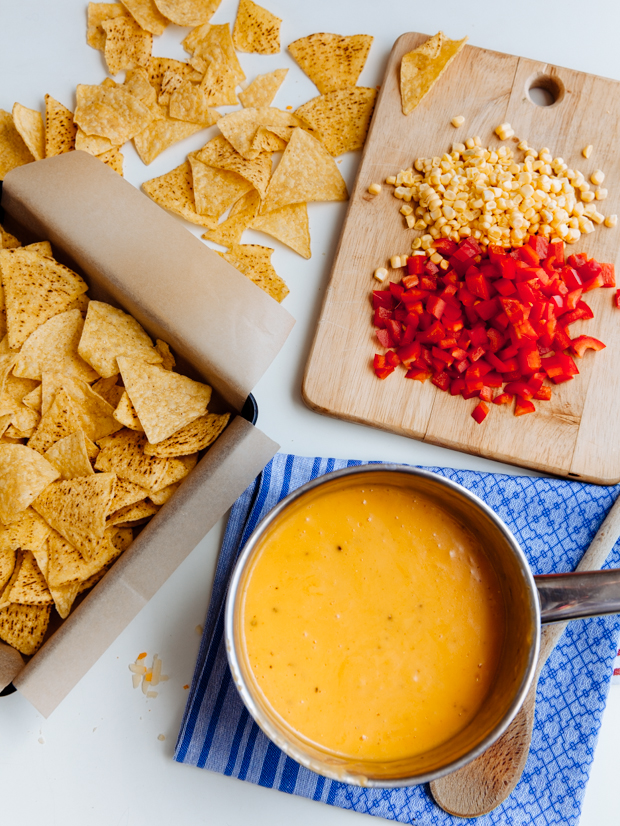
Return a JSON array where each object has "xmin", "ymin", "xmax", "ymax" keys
[{"xmin": 2, "ymin": 1, "xmax": 619, "ymax": 823}]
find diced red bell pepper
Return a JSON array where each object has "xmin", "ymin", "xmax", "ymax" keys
[
  {"xmin": 518, "ymin": 344, "xmax": 542, "ymax": 375},
  {"xmin": 397, "ymin": 340, "xmax": 422, "ymax": 367},
  {"xmin": 373, "ymin": 354, "xmax": 395, "ymax": 379},
  {"xmin": 450, "ymin": 377, "xmax": 466, "ymax": 395},
  {"xmin": 389, "ymin": 281, "xmax": 404, "ymax": 301},
  {"xmin": 514, "ymin": 396, "xmax": 536, "ymax": 416},
  {"xmin": 431, "ymin": 371, "xmax": 451, "ymax": 391},
  {"xmin": 418, "ymin": 320, "xmax": 445, "ymax": 344},
  {"xmin": 571, "ymin": 335, "xmax": 606, "ymax": 358},
  {"xmin": 493, "ymin": 392, "xmax": 514, "ymax": 405},
  {"xmin": 527, "ymin": 235, "xmax": 549, "ymax": 259},
  {"xmin": 488, "ymin": 245, "xmax": 507, "ymax": 263},
  {"xmin": 563, "ymin": 301, "xmax": 594, "ymax": 326},
  {"xmin": 533, "ymin": 386, "xmax": 552, "ymax": 401},
  {"xmin": 372, "ymin": 290, "xmax": 394, "ymax": 310},
  {"xmin": 600, "ymin": 263, "xmax": 616, "ymax": 288},
  {"xmin": 386, "ymin": 350, "xmax": 401, "ymax": 367},
  {"xmin": 471, "ymin": 401, "xmax": 489, "ymax": 423},
  {"xmin": 517, "ymin": 244, "xmax": 540, "ymax": 266},
  {"xmin": 402, "ymin": 274, "xmax": 419, "ymax": 289},
  {"xmin": 504, "ymin": 381, "xmax": 534, "ymax": 400},
  {"xmin": 475, "ymin": 298, "xmax": 500, "ymax": 321},
  {"xmin": 578, "ymin": 259, "xmax": 602, "ymax": 281},
  {"xmin": 405, "ymin": 367, "xmax": 432, "ymax": 382},
  {"xmin": 420, "ymin": 275, "xmax": 438, "ymax": 291},
  {"xmin": 615, "ymin": 290, "xmax": 620, "ymax": 309},
  {"xmin": 400, "ymin": 322, "xmax": 417, "ymax": 347},
  {"xmin": 427, "ymin": 295, "xmax": 446, "ymax": 319},
  {"xmin": 484, "ymin": 371, "xmax": 503, "ymax": 387},
  {"xmin": 581, "ymin": 273, "xmax": 605, "ymax": 293},
  {"xmin": 567, "ymin": 253, "xmax": 587, "ymax": 270},
  {"xmin": 497, "ymin": 257, "xmax": 517, "ymax": 280},
  {"xmin": 527, "ymin": 372, "xmax": 546, "ymax": 392},
  {"xmin": 432, "ymin": 346, "xmax": 454, "ymax": 367},
  {"xmin": 561, "ymin": 266, "xmax": 583, "ymax": 291},
  {"xmin": 406, "ymin": 255, "xmax": 426, "ymax": 276},
  {"xmin": 466, "ymin": 271, "xmax": 492, "ymax": 300},
  {"xmin": 385, "ymin": 318, "xmax": 402, "ymax": 346},
  {"xmin": 479, "ymin": 386, "xmax": 494, "ymax": 403},
  {"xmin": 376, "ymin": 328, "xmax": 393, "ymax": 348},
  {"xmin": 374, "ymin": 306, "xmax": 393, "ymax": 328},
  {"xmin": 433, "ymin": 239, "xmax": 458, "ymax": 256}
]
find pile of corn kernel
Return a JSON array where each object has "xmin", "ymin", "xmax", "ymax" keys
[{"xmin": 373, "ymin": 124, "xmax": 616, "ymax": 272}]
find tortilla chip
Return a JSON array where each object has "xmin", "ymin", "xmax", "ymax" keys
[
  {"xmin": 12, "ymin": 103, "xmax": 45, "ymax": 162},
  {"xmin": 108, "ymin": 477, "xmax": 149, "ymax": 513},
  {"xmin": 23, "ymin": 241, "xmax": 53, "ymax": 257},
  {"xmin": 289, "ymin": 32, "xmax": 373, "ymax": 94},
  {"xmin": 0, "ymin": 541, "xmax": 16, "ymax": 594},
  {"xmin": 222, "ymin": 244, "xmax": 289, "ymax": 302},
  {"xmin": 148, "ymin": 481, "xmax": 179, "ymax": 505},
  {"xmin": 250, "ymin": 202, "xmax": 311, "ymax": 258},
  {"xmin": 28, "ymin": 387, "xmax": 83, "ymax": 454},
  {"xmin": 87, "ymin": 2, "xmax": 131, "ymax": 50},
  {"xmin": 21, "ymin": 385, "xmax": 42, "ymax": 414},
  {"xmin": 11, "ymin": 404, "xmax": 40, "ymax": 437},
  {"xmin": 154, "ymin": 340, "xmax": 175, "ymax": 371},
  {"xmin": 44, "ymin": 431, "xmax": 95, "ymax": 480},
  {"xmin": 194, "ymin": 135, "xmax": 271, "ymax": 197},
  {"xmin": 233, "ymin": 0, "xmax": 281, "ymax": 55},
  {"xmin": 40, "ymin": 375, "xmax": 116, "ymax": 445},
  {"xmin": 33, "ymin": 473, "xmax": 116, "ymax": 560},
  {"xmin": 0, "ymin": 443, "xmax": 60, "ymax": 524},
  {"xmin": 94, "ymin": 428, "xmax": 196, "ymax": 491},
  {"xmin": 6, "ymin": 508, "xmax": 51, "ymax": 553},
  {"xmin": 0, "ymin": 249, "xmax": 88, "ymax": 350},
  {"xmin": 169, "ymin": 81, "xmax": 222, "ymax": 124},
  {"xmin": 261, "ymin": 127, "xmax": 348, "ymax": 213},
  {"xmin": 154, "ymin": 0, "xmax": 221, "ymax": 26},
  {"xmin": 50, "ymin": 581, "xmax": 80, "ymax": 618},
  {"xmin": 0, "ymin": 602, "xmax": 51, "ymax": 655},
  {"xmin": 117, "ymin": 356, "xmax": 211, "ymax": 444},
  {"xmin": 217, "ymin": 107, "xmax": 313, "ymax": 160},
  {"xmin": 44, "ymin": 95, "xmax": 77, "ymax": 157},
  {"xmin": 0, "ymin": 110, "xmax": 34, "ymax": 180},
  {"xmin": 75, "ymin": 83, "xmax": 154, "ymax": 145},
  {"xmin": 0, "ymin": 414, "xmax": 13, "ymax": 439},
  {"xmin": 76, "ymin": 129, "xmax": 116, "ymax": 156},
  {"xmin": 14, "ymin": 310, "xmax": 99, "ymax": 383},
  {"xmin": 239, "ymin": 69, "xmax": 287, "ymax": 109},
  {"xmin": 92, "ymin": 376, "xmax": 124, "ymax": 409},
  {"xmin": 158, "ymin": 67, "xmax": 193, "ymax": 105},
  {"xmin": 144, "ymin": 411, "xmax": 229, "ymax": 457},
  {"xmin": 101, "ymin": 16, "xmax": 152, "ymax": 75},
  {"xmin": 295, "ymin": 86, "xmax": 376, "ymax": 156},
  {"xmin": 400, "ymin": 32, "xmax": 468, "ymax": 116},
  {"xmin": 146, "ymin": 57, "xmax": 195, "ymax": 97},
  {"xmin": 142, "ymin": 162, "xmax": 216, "ymax": 226},
  {"xmin": 97, "ymin": 146, "xmax": 124, "ymax": 175},
  {"xmin": 79, "ymin": 300, "xmax": 162, "ymax": 379},
  {"xmin": 202, "ymin": 189, "xmax": 260, "ymax": 247},
  {"xmin": 123, "ymin": 67, "xmax": 162, "ymax": 118},
  {"xmin": 108, "ymin": 499, "xmax": 159, "ymax": 526},
  {"xmin": 182, "ymin": 22, "xmax": 245, "ymax": 83},
  {"xmin": 113, "ymin": 390, "xmax": 144, "ymax": 431},
  {"xmin": 121, "ymin": 0, "xmax": 168, "ymax": 35},
  {"xmin": 188, "ymin": 156, "xmax": 253, "ymax": 222},
  {"xmin": 199, "ymin": 61, "xmax": 239, "ymax": 107},
  {"xmin": 134, "ymin": 116, "xmax": 205, "ymax": 165},
  {"xmin": 5, "ymin": 551, "xmax": 53, "ymax": 606},
  {"xmin": 47, "ymin": 525, "xmax": 125, "ymax": 587},
  {"xmin": 0, "ymin": 225, "xmax": 21, "ymax": 250}
]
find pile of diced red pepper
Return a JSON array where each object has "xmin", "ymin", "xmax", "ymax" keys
[{"xmin": 372, "ymin": 235, "xmax": 618, "ymax": 423}]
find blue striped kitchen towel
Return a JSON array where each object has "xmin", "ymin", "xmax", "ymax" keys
[{"xmin": 175, "ymin": 454, "xmax": 620, "ymax": 826}]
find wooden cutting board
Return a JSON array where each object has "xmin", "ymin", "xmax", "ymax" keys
[{"xmin": 303, "ymin": 33, "xmax": 620, "ymax": 485}]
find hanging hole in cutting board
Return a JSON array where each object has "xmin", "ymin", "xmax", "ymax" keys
[{"xmin": 526, "ymin": 73, "xmax": 564, "ymax": 107}]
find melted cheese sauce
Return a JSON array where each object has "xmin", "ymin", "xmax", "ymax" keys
[{"xmin": 241, "ymin": 482, "xmax": 505, "ymax": 762}]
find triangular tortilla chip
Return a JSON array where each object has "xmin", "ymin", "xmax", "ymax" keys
[
  {"xmin": 288, "ymin": 33, "xmax": 373, "ymax": 94},
  {"xmin": 133, "ymin": 110, "xmax": 205, "ymax": 165},
  {"xmin": 5, "ymin": 551, "xmax": 53, "ymax": 606},
  {"xmin": 47, "ymin": 525, "xmax": 126, "ymax": 587},
  {"xmin": 142, "ymin": 162, "xmax": 217, "ymax": 227},
  {"xmin": 0, "ymin": 110, "xmax": 34, "ymax": 180},
  {"xmin": 6, "ymin": 508, "xmax": 50, "ymax": 555},
  {"xmin": 87, "ymin": 2, "xmax": 131, "ymax": 50},
  {"xmin": 40, "ymin": 373, "xmax": 117, "ymax": 442},
  {"xmin": 0, "ymin": 225, "xmax": 21, "ymax": 250},
  {"xmin": 250, "ymin": 202, "xmax": 311, "ymax": 258},
  {"xmin": 101, "ymin": 16, "xmax": 152, "ymax": 75},
  {"xmin": 0, "ymin": 541, "xmax": 16, "ymax": 594},
  {"xmin": 188, "ymin": 156, "xmax": 253, "ymax": 220},
  {"xmin": 44, "ymin": 431, "xmax": 95, "ymax": 480},
  {"xmin": 13, "ymin": 310, "xmax": 99, "ymax": 383},
  {"xmin": 146, "ymin": 57, "xmax": 196, "ymax": 97},
  {"xmin": 154, "ymin": 340, "xmax": 175, "ymax": 371},
  {"xmin": 239, "ymin": 69, "xmax": 287, "ymax": 109},
  {"xmin": 113, "ymin": 391, "xmax": 144, "ymax": 431},
  {"xmin": 107, "ymin": 477, "xmax": 149, "ymax": 514},
  {"xmin": 194, "ymin": 135, "xmax": 272, "ymax": 198},
  {"xmin": 12, "ymin": 103, "xmax": 45, "ymax": 161},
  {"xmin": 0, "ymin": 602, "xmax": 51, "ymax": 655},
  {"xmin": 0, "ymin": 249, "xmax": 88, "ymax": 350},
  {"xmin": 182, "ymin": 22, "xmax": 245, "ymax": 83},
  {"xmin": 400, "ymin": 32, "xmax": 468, "ymax": 116},
  {"xmin": 117, "ymin": 356, "xmax": 211, "ymax": 444},
  {"xmin": 121, "ymin": 0, "xmax": 168, "ymax": 35},
  {"xmin": 76, "ymin": 128, "xmax": 117, "ymax": 155},
  {"xmin": 154, "ymin": 0, "xmax": 221, "ymax": 27},
  {"xmin": 144, "ymin": 411, "xmax": 230, "ymax": 457},
  {"xmin": 50, "ymin": 581, "xmax": 80, "ymax": 619},
  {"xmin": 21, "ymin": 384, "xmax": 42, "ymax": 414},
  {"xmin": 44, "ymin": 95, "xmax": 77, "ymax": 157},
  {"xmin": 75, "ymin": 83, "xmax": 154, "ymax": 145},
  {"xmin": 222, "ymin": 244, "xmax": 289, "ymax": 302},
  {"xmin": 92, "ymin": 376, "xmax": 124, "ymax": 409},
  {"xmin": 261, "ymin": 127, "xmax": 348, "ymax": 213},
  {"xmin": 216, "ymin": 107, "xmax": 313, "ymax": 160},
  {"xmin": 0, "ymin": 444, "xmax": 60, "ymax": 524},
  {"xmin": 33, "ymin": 473, "xmax": 116, "ymax": 560},
  {"xmin": 233, "ymin": 0, "xmax": 281, "ymax": 55},
  {"xmin": 23, "ymin": 241, "xmax": 53, "ymax": 257},
  {"xmin": 108, "ymin": 499, "xmax": 159, "ymax": 527},
  {"xmin": 168, "ymin": 81, "xmax": 222, "ymax": 125},
  {"xmin": 295, "ymin": 87, "xmax": 376, "ymax": 156},
  {"xmin": 148, "ymin": 481, "xmax": 179, "ymax": 505},
  {"xmin": 98, "ymin": 146, "xmax": 124, "ymax": 175},
  {"xmin": 198, "ymin": 61, "xmax": 239, "ymax": 107},
  {"xmin": 202, "ymin": 189, "xmax": 260, "ymax": 247},
  {"xmin": 95, "ymin": 429, "xmax": 196, "ymax": 491},
  {"xmin": 10, "ymin": 404, "xmax": 40, "ymax": 438},
  {"xmin": 78, "ymin": 300, "xmax": 162, "ymax": 379}
]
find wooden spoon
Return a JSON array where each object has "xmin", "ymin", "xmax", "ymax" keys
[{"xmin": 430, "ymin": 494, "xmax": 620, "ymax": 818}]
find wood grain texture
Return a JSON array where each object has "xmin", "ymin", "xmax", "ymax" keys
[{"xmin": 303, "ymin": 33, "xmax": 620, "ymax": 484}]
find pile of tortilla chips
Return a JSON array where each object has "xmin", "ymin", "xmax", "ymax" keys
[
  {"xmin": 0, "ymin": 1, "xmax": 379, "ymax": 303},
  {"xmin": 0, "ymin": 237, "xmax": 230, "ymax": 656}
]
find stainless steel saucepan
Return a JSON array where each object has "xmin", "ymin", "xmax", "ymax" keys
[{"xmin": 225, "ymin": 464, "xmax": 620, "ymax": 787}]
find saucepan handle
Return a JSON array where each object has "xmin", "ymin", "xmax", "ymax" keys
[{"xmin": 535, "ymin": 569, "xmax": 620, "ymax": 623}]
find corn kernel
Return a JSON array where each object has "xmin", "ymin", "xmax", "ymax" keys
[
  {"xmin": 373, "ymin": 267, "xmax": 388, "ymax": 282},
  {"xmin": 406, "ymin": 215, "xmax": 416, "ymax": 228},
  {"xmin": 582, "ymin": 145, "xmax": 593, "ymax": 159},
  {"xmin": 581, "ymin": 190, "xmax": 595, "ymax": 203},
  {"xmin": 368, "ymin": 183, "xmax": 382, "ymax": 195},
  {"xmin": 439, "ymin": 259, "xmax": 450, "ymax": 270},
  {"xmin": 451, "ymin": 115, "xmax": 465, "ymax": 127},
  {"xmin": 591, "ymin": 211, "xmax": 605, "ymax": 225},
  {"xmin": 385, "ymin": 175, "xmax": 396, "ymax": 185},
  {"xmin": 430, "ymin": 252, "xmax": 443, "ymax": 264},
  {"xmin": 400, "ymin": 204, "xmax": 413, "ymax": 216},
  {"xmin": 591, "ymin": 170, "xmax": 605, "ymax": 186},
  {"xmin": 390, "ymin": 255, "xmax": 403, "ymax": 268},
  {"xmin": 452, "ymin": 142, "xmax": 466, "ymax": 153},
  {"xmin": 517, "ymin": 140, "xmax": 529, "ymax": 150},
  {"xmin": 565, "ymin": 228, "xmax": 581, "ymax": 244},
  {"xmin": 604, "ymin": 214, "xmax": 617, "ymax": 228},
  {"xmin": 411, "ymin": 237, "xmax": 422, "ymax": 250},
  {"xmin": 595, "ymin": 188, "xmax": 608, "ymax": 201}
]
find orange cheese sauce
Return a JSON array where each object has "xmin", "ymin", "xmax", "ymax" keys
[{"xmin": 241, "ymin": 482, "xmax": 505, "ymax": 762}]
